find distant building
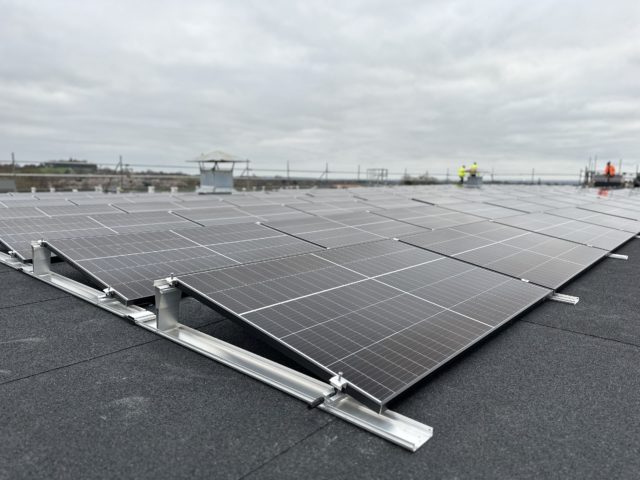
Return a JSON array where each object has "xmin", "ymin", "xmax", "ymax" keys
[{"xmin": 43, "ymin": 159, "xmax": 97, "ymax": 174}]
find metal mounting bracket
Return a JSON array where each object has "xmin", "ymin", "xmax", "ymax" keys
[
  {"xmin": 31, "ymin": 241, "xmax": 51, "ymax": 275},
  {"xmin": 549, "ymin": 293, "xmax": 580, "ymax": 305},
  {"xmin": 607, "ymin": 253, "xmax": 628, "ymax": 260},
  {"xmin": 145, "ymin": 280, "xmax": 433, "ymax": 451}
]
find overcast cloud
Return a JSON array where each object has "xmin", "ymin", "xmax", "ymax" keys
[{"xmin": 0, "ymin": 0, "xmax": 639, "ymax": 177}]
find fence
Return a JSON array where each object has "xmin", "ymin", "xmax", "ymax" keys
[{"xmin": 2, "ymin": 158, "xmax": 638, "ymax": 191}]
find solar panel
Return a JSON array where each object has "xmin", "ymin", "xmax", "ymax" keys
[
  {"xmin": 90, "ymin": 211, "xmax": 197, "ymax": 233},
  {"xmin": 515, "ymin": 197, "xmax": 577, "ymax": 209},
  {"xmin": 577, "ymin": 202, "xmax": 640, "ymax": 221},
  {"xmin": 172, "ymin": 206, "xmax": 257, "ymax": 226},
  {"xmin": 400, "ymin": 221, "xmax": 608, "ymax": 289},
  {"xmin": 67, "ymin": 196, "xmax": 129, "ymax": 206},
  {"xmin": 484, "ymin": 199, "xmax": 549, "ymax": 213},
  {"xmin": 235, "ymin": 204, "xmax": 313, "ymax": 222},
  {"xmin": 411, "ymin": 194, "xmax": 463, "ymax": 206},
  {"xmin": 317, "ymin": 211, "xmax": 427, "ymax": 238},
  {"xmin": 548, "ymin": 207, "xmax": 640, "ymax": 233},
  {"xmin": 440, "ymin": 202, "xmax": 526, "ymax": 219},
  {"xmin": 174, "ymin": 241, "xmax": 550, "ymax": 408},
  {"xmin": 37, "ymin": 204, "xmax": 122, "ymax": 216},
  {"xmin": 289, "ymin": 200, "xmax": 374, "ymax": 215},
  {"xmin": 0, "ymin": 198, "xmax": 72, "ymax": 208},
  {"xmin": 46, "ymin": 223, "xmax": 321, "ymax": 304},
  {"xmin": 0, "ymin": 207, "xmax": 45, "ymax": 219},
  {"xmin": 0, "ymin": 215, "xmax": 115, "ymax": 260},
  {"xmin": 540, "ymin": 194, "xmax": 589, "ymax": 206},
  {"xmin": 496, "ymin": 212, "xmax": 636, "ymax": 251},
  {"xmin": 224, "ymin": 194, "xmax": 308, "ymax": 207},
  {"xmin": 372, "ymin": 205, "xmax": 484, "ymax": 230},
  {"xmin": 264, "ymin": 216, "xmax": 385, "ymax": 248},
  {"xmin": 112, "ymin": 201, "xmax": 186, "ymax": 213},
  {"xmin": 352, "ymin": 195, "xmax": 421, "ymax": 209}
]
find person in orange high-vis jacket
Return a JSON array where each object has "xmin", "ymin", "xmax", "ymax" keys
[{"xmin": 604, "ymin": 161, "xmax": 616, "ymax": 178}]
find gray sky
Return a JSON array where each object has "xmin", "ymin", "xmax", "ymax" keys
[{"xmin": 1, "ymin": 0, "xmax": 639, "ymax": 177}]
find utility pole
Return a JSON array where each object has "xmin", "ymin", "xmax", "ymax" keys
[
  {"xmin": 286, "ymin": 161, "xmax": 290, "ymax": 186},
  {"xmin": 357, "ymin": 165, "xmax": 360, "ymax": 183},
  {"xmin": 11, "ymin": 152, "xmax": 16, "ymax": 192},
  {"xmin": 325, "ymin": 162, "xmax": 329, "ymax": 183},
  {"xmin": 118, "ymin": 155, "xmax": 124, "ymax": 190}
]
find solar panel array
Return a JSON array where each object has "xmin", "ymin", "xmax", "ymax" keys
[{"xmin": 1, "ymin": 185, "xmax": 638, "ymax": 409}]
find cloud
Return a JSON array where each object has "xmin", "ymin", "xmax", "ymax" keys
[{"xmin": 0, "ymin": 0, "xmax": 639, "ymax": 178}]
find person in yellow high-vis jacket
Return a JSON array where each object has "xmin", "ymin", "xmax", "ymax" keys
[
  {"xmin": 469, "ymin": 161, "xmax": 478, "ymax": 177},
  {"xmin": 458, "ymin": 165, "xmax": 466, "ymax": 184}
]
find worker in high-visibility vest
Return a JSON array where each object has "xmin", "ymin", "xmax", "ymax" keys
[
  {"xmin": 604, "ymin": 161, "xmax": 616, "ymax": 177},
  {"xmin": 469, "ymin": 162, "xmax": 478, "ymax": 177},
  {"xmin": 458, "ymin": 165, "xmax": 466, "ymax": 184}
]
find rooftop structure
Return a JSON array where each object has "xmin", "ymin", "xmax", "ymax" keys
[{"xmin": 188, "ymin": 151, "xmax": 248, "ymax": 194}]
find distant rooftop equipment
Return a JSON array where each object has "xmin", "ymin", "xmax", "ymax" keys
[
  {"xmin": 187, "ymin": 151, "xmax": 248, "ymax": 194},
  {"xmin": 465, "ymin": 175, "xmax": 483, "ymax": 188},
  {"xmin": 593, "ymin": 174, "xmax": 624, "ymax": 188}
]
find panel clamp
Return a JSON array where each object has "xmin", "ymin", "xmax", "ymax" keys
[
  {"xmin": 607, "ymin": 253, "xmax": 628, "ymax": 260},
  {"xmin": 329, "ymin": 372, "xmax": 348, "ymax": 391}
]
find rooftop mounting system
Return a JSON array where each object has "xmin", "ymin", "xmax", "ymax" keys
[{"xmin": 188, "ymin": 150, "xmax": 248, "ymax": 194}]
